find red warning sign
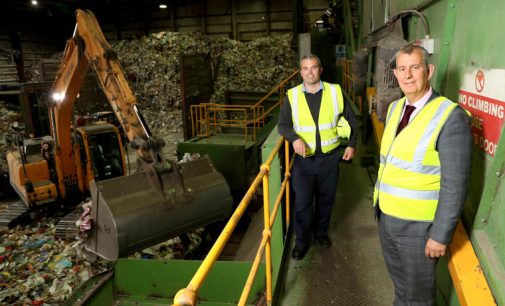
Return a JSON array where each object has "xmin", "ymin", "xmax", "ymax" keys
[
  {"xmin": 458, "ymin": 69, "xmax": 505, "ymax": 157},
  {"xmin": 475, "ymin": 70, "xmax": 485, "ymax": 93}
]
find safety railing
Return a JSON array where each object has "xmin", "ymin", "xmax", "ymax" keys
[
  {"xmin": 190, "ymin": 103, "xmax": 265, "ymax": 140},
  {"xmin": 190, "ymin": 70, "xmax": 299, "ymax": 141},
  {"xmin": 173, "ymin": 137, "xmax": 292, "ymax": 306},
  {"xmin": 341, "ymin": 59, "xmax": 364, "ymax": 113}
]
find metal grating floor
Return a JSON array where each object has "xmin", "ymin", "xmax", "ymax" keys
[{"xmin": 276, "ymin": 162, "xmax": 394, "ymax": 305}]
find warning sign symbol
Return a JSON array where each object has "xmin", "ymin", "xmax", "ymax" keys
[{"xmin": 475, "ymin": 70, "xmax": 485, "ymax": 92}]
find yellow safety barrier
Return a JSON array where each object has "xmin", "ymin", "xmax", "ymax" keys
[
  {"xmin": 448, "ymin": 222, "xmax": 496, "ymax": 306},
  {"xmin": 190, "ymin": 70, "xmax": 299, "ymax": 141},
  {"xmin": 342, "ymin": 59, "xmax": 364, "ymax": 112},
  {"xmin": 173, "ymin": 137, "xmax": 293, "ymax": 306}
]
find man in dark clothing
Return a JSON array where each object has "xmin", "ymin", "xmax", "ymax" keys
[{"xmin": 278, "ymin": 53, "xmax": 357, "ymax": 260}]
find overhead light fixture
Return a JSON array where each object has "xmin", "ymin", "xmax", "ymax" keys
[
  {"xmin": 31, "ymin": 0, "xmax": 38, "ymax": 6},
  {"xmin": 159, "ymin": 4, "xmax": 167, "ymax": 9}
]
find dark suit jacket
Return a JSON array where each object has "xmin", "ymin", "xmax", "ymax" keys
[
  {"xmin": 431, "ymin": 93, "xmax": 472, "ymax": 244},
  {"xmin": 385, "ymin": 92, "xmax": 472, "ymax": 244}
]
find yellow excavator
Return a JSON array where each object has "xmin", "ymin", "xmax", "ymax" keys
[{"xmin": 6, "ymin": 9, "xmax": 233, "ymax": 260}]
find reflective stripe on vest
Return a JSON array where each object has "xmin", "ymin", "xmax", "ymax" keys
[
  {"xmin": 373, "ymin": 96, "xmax": 459, "ymax": 221},
  {"xmin": 288, "ymin": 82, "xmax": 344, "ymax": 156}
]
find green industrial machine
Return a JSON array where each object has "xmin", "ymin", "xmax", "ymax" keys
[
  {"xmin": 65, "ymin": 130, "xmax": 288, "ymax": 306},
  {"xmin": 64, "ymin": 260, "xmax": 266, "ymax": 305},
  {"xmin": 177, "ymin": 90, "xmax": 283, "ymax": 202}
]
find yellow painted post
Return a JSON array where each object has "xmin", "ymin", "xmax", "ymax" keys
[
  {"xmin": 238, "ymin": 234, "xmax": 269, "ymax": 306},
  {"xmin": 206, "ymin": 105, "xmax": 211, "ymax": 137},
  {"xmin": 261, "ymin": 164, "xmax": 273, "ymax": 304},
  {"xmin": 284, "ymin": 139, "xmax": 291, "ymax": 226},
  {"xmin": 243, "ymin": 107, "xmax": 246, "ymax": 138},
  {"xmin": 239, "ymin": 165, "xmax": 290, "ymax": 305},
  {"xmin": 447, "ymin": 222, "xmax": 496, "ymax": 306},
  {"xmin": 370, "ymin": 112, "xmax": 384, "ymax": 150}
]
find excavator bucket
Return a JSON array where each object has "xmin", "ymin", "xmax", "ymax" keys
[{"xmin": 85, "ymin": 156, "xmax": 233, "ymax": 260}]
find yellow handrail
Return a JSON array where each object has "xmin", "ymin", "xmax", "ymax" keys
[
  {"xmin": 342, "ymin": 59, "xmax": 364, "ymax": 112},
  {"xmin": 284, "ymin": 139, "xmax": 291, "ymax": 225},
  {"xmin": 190, "ymin": 70, "xmax": 299, "ymax": 141},
  {"xmin": 173, "ymin": 137, "xmax": 292, "ymax": 306},
  {"xmin": 238, "ymin": 142, "xmax": 294, "ymax": 305}
]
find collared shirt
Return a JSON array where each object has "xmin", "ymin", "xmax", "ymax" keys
[
  {"xmin": 401, "ymin": 87, "xmax": 433, "ymax": 122},
  {"xmin": 301, "ymin": 81, "xmax": 323, "ymax": 93}
]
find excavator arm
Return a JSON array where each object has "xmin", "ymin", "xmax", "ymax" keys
[
  {"xmin": 6, "ymin": 9, "xmax": 232, "ymax": 243},
  {"xmin": 49, "ymin": 10, "xmax": 164, "ymax": 196},
  {"xmin": 51, "ymin": 10, "xmax": 163, "ymax": 162},
  {"xmin": 47, "ymin": 10, "xmax": 232, "ymax": 259}
]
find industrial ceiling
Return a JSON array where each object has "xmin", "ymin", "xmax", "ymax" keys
[{"xmin": 1, "ymin": 0, "xmax": 206, "ymax": 29}]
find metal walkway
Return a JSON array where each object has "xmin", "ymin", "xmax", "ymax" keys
[{"xmin": 277, "ymin": 162, "xmax": 394, "ymax": 305}]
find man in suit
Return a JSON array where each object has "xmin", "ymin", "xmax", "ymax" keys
[{"xmin": 374, "ymin": 44, "xmax": 472, "ymax": 305}]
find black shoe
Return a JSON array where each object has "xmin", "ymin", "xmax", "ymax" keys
[
  {"xmin": 315, "ymin": 236, "xmax": 332, "ymax": 248},
  {"xmin": 291, "ymin": 245, "xmax": 308, "ymax": 260}
]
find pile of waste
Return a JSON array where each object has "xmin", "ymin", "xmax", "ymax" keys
[
  {"xmin": 112, "ymin": 32, "xmax": 296, "ymax": 159},
  {"xmin": 0, "ymin": 101, "xmax": 23, "ymax": 174},
  {"xmin": 0, "ymin": 223, "xmax": 111, "ymax": 304},
  {"xmin": 0, "ymin": 32, "xmax": 296, "ymax": 304},
  {"xmin": 0, "ymin": 217, "xmax": 206, "ymax": 304},
  {"xmin": 113, "ymin": 32, "xmax": 297, "ymax": 109}
]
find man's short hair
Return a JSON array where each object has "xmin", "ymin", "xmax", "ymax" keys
[
  {"xmin": 395, "ymin": 44, "xmax": 430, "ymax": 68},
  {"xmin": 300, "ymin": 53, "xmax": 322, "ymax": 67}
]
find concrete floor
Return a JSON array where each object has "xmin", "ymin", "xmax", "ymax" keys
[{"xmin": 276, "ymin": 162, "xmax": 394, "ymax": 306}]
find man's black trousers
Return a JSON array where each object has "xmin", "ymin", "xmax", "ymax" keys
[{"xmin": 291, "ymin": 151, "xmax": 340, "ymax": 248}]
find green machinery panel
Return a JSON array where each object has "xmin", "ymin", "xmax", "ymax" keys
[
  {"xmin": 177, "ymin": 109, "xmax": 280, "ymax": 202},
  {"xmin": 177, "ymin": 135, "xmax": 259, "ymax": 201},
  {"xmin": 64, "ymin": 259, "xmax": 266, "ymax": 305}
]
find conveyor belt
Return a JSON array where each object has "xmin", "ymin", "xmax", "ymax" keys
[
  {"xmin": 55, "ymin": 208, "xmax": 82, "ymax": 239},
  {"xmin": 0, "ymin": 199, "xmax": 27, "ymax": 230},
  {"xmin": 277, "ymin": 162, "xmax": 394, "ymax": 305},
  {"xmin": 0, "ymin": 197, "xmax": 81, "ymax": 238}
]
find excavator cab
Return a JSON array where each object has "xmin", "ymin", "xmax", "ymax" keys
[
  {"xmin": 6, "ymin": 135, "xmax": 58, "ymax": 207},
  {"xmin": 87, "ymin": 134, "xmax": 122, "ymax": 180},
  {"xmin": 75, "ymin": 123, "xmax": 126, "ymax": 185},
  {"xmin": 6, "ymin": 123, "xmax": 126, "ymax": 209}
]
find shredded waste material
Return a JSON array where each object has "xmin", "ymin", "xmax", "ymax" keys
[
  {"xmin": 0, "ymin": 223, "xmax": 111, "ymax": 304},
  {"xmin": 0, "ymin": 31, "xmax": 296, "ymax": 304},
  {"xmin": 0, "ymin": 220, "xmax": 207, "ymax": 305}
]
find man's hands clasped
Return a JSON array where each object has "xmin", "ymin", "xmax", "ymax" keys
[{"xmin": 293, "ymin": 139, "xmax": 355, "ymax": 161}]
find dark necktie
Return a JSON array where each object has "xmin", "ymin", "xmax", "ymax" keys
[{"xmin": 396, "ymin": 105, "xmax": 416, "ymax": 135}]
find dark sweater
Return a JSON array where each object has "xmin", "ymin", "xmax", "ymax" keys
[{"xmin": 277, "ymin": 89, "xmax": 358, "ymax": 155}]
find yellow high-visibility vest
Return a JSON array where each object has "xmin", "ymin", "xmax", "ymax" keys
[
  {"xmin": 373, "ymin": 96, "xmax": 459, "ymax": 221},
  {"xmin": 287, "ymin": 82, "xmax": 349, "ymax": 157}
]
